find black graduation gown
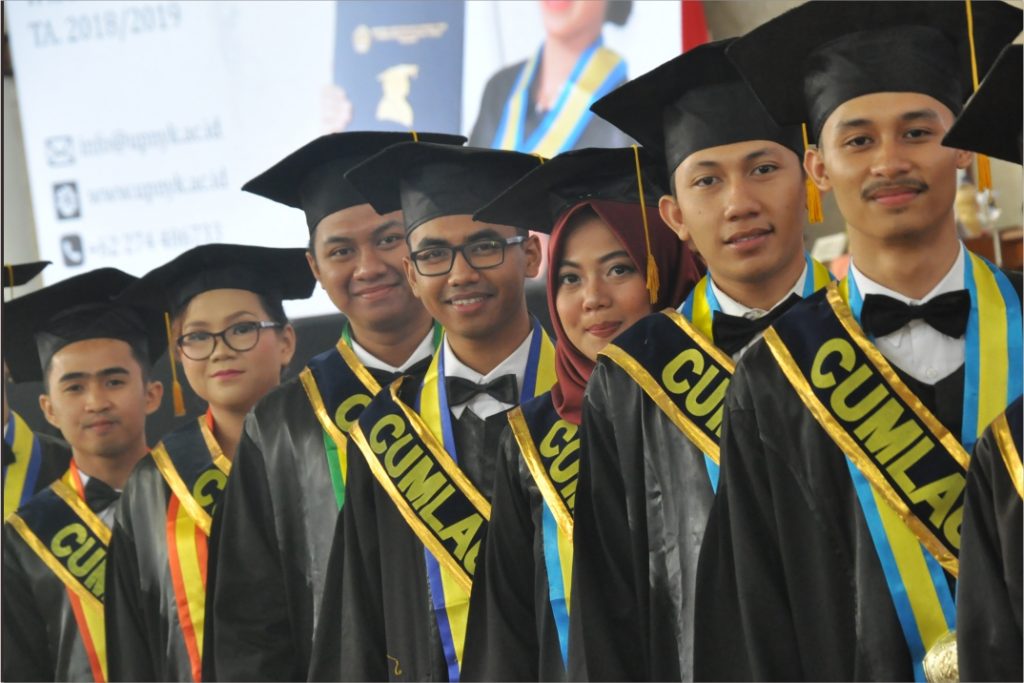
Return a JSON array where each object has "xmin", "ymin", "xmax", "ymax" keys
[
  {"xmin": 567, "ymin": 316, "xmax": 717, "ymax": 682},
  {"xmin": 691, "ymin": 310, "xmax": 996, "ymax": 680},
  {"xmin": 460, "ymin": 393, "xmax": 569, "ymax": 682},
  {"xmin": 957, "ymin": 396, "xmax": 1023, "ymax": 682},
  {"xmin": 468, "ymin": 60, "xmax": 631, "ymax": 152},
  {"xmin": 2, "ymin": 489, "xmax": 113, "ymax": 682},
  {"xmin": 205, "ymin": 358, "xmax": 427, "ymax": 682},
  {"xmin": 105, "ymin": 419, "xmax": 226, "ymax": 682},
  {"xmin": 326, "ymin": 378, "xmax": 510, "ymax": 682}
]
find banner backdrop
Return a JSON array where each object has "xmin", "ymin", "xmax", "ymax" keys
[{"xmin": 6, "ymin": 0, "xmax": 685, "ymax": 319}]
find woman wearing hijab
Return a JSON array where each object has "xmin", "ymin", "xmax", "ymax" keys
[
  {"xmin": 103, "ymin": 244, "xmax": 314, "ymax": 681},
  {"xmin": 460, "ymin": 147, "xmax": 701, "ymax": 681}
]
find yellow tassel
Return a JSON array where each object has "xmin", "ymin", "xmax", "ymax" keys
[
  {"xmin": 801, "ymin": 123, "xmax": 824, "ymax": 224},
  {"xmin": 632, "ymin": 145, "xmax": 660, "ymax": 304},
  {"xmin": 410, "ymin": 130, "xmax": 419, "ymax": 142},
  {"xmin": 164, "ymin": 312, "xmax": 186, "ymax": 417},
  {"xmin": 976, "ymin": 153, "xmax": 992, "ymax": 192},
  {"xmin": 805, "ymin": 177, "xmax": 824, "ymax": 224}
]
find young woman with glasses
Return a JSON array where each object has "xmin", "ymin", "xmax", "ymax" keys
[{"xmin": 103, "ymin": 244, "xmax": 314, "ymax": 682}]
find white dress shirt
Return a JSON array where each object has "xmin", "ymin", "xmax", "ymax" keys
[
  {"xmin": 848, "ymin": 247, "xmax": 965, "ymax": 384},
  {"xmin": 443, "ymin": 330, "xmax": 535, "ymax": 419},
  {"xmin": 350, "ymin": 326, "xmax": 436, "ymax": 374},
  {"xmin": 709, "ymin": 261, "xmax": 808, "ymax": 360}
]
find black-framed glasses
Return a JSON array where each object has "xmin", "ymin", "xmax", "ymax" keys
[
  {"xmin": 177, "ymin": 321, "xmax": 283, "ymax": 360},
  {"xmin": 409, "ymin": 235, "xmax": 527, "ymax": 277}
]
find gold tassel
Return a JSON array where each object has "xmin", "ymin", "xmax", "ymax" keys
[
  {"xmin": 632, "ymin": 145, "xmax": 660, "ymax": 304},
  {"xmin": 410, "ymin": 130, "xmax": 419, "ymax": 142},
  {"xmin": 802, "ymin": 123, "xmax": 824, "ymax": 224},
  {"xmin": 976, "ymin": 154, "xmax": 992, "ymax": 192},
  {"xmin": 164, "ymin": 312, "xmax": 186, "ymax": 417}
]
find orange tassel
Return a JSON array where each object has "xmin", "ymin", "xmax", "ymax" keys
[
  {"xmin": 805, "ymin": 177, "xmax": 824, "ymax": 224},
  {"xmin": 976, "ymin": 153, "xmax": 992, "ymax": 192},
  {"xmin": 632, "ymin": 145, "xmax": 660, "ymax": 304}
]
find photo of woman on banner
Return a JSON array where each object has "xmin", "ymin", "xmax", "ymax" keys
[{"xmin": 469, "ymin": 0, "xmax": 633, "ymax": 156}]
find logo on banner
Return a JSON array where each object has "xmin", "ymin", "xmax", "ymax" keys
[
  {"xmin": 377, "ymin": 64, "xmax": 418, "ymax": 127},
  {"xmin": 53, "ymin": 182, "xmax": 81, "ymax": 220}
]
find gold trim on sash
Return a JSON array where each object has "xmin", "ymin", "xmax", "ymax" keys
[
  {"xmin": 151, "ymin": 417, "xmax": 230, "ymax": 536},
  {"xmin": 389, "ymin": 379, "xmax": 492, "ymax": 519},
  {"xmin": 337, "ymin": 340, "xmax": 383, "ymax": 394},
  {"xmin": 763, "ymin": 325, "xmax": 960, "ymax": 575},
  {"xmin": 349, "ymin": 419, "xmax": 476, "ymax": 593},
  {"xmin": 51, "ymin": 480, "xmax": 111, "ymax": 545},
  {"xmin": 991, "ymin": 412, "xmax": 1023, "ymax": 499},
  {"xmin": 7, "ymin": 513, "xmax": 104, "ymax": 612},
  {"xmin": 600, "ymin": 309, "xmax": 735, "ymax": 462},
  {"xmin": 826, "ymin": 285, "xmax": 970, "ymax": 469},
  {"xmin": 299, "ymin": 340, "xmax": 382, "ymax": 454},
  {"xmin": 507, "ymin": 406, "xmax": 573, "ymax": 539}
]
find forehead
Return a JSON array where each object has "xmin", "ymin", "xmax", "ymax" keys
[
  {"xmin": 822, "ymin": 91, "xmax": 955, "ymax": 136},
  {"xmin": 678, "ymin": 139, "xmax": 796, "ymax": 171},
  {"xmin": 179, "ymin": 288, "xmax": 266, "ymax": 325},
  {"xmin": 315, "ymin": 205, "xmax": 403, "ymax": 243},
  {"xmin": 408, "ymin": 214, "xmax": 515, "ymax": 247},
  {"xmin": 49, "ymin": 338, "xmax": 139, "ymax": 375},
  {"xmin": 560, "ymin": 216, "xmax": 625, "ymax": 260}
]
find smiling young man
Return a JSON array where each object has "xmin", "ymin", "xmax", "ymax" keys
[
  {"xmin": 203, "ymin": 132, "xmax": 463, "ymax": 682},
  {"xmin": 692, "ymin": 3, "xmax": 1023, "ymax": 680},
  {"xmin": 2, "ymin": 268, "xmax": 165, "ymax": 682},
  {"xmin": 315, "ymin": 142, "xmax": 552, "ymax": 681},
  {"xmin": 560, "ymin": 40, "xmax": 832, "ymax": 681},
  {"xmin": 3, "ymin": 261, "xmax": 71, "ymax": 518}
]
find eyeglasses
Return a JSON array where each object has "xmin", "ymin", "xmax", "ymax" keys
[
  {"xmin": 177, "ymin": 321, "xmax": 283, "ymax": 361},
  {"xmin": 409, "ymin": 235, "xmax": 527, "ymax": 277}
]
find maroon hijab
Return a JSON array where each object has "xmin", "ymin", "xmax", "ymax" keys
[{"xmin": 547, "ymin": 199, "xmax": 702, "ymax": 424}]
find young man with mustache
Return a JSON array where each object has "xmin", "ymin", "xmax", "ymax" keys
[
  {"xmin": 203, "ymin": 131, "xmax": 463, "ymax": 682},
  {"xmin": 318, "ymin": 142, "xmax": 553, "ymax": 681},
  {"xmin": 2, "ymin": 268, "xmax": 165, "ymax": 682},
  {"xmin": 695, "ymin": 2, "xmax": 1022, "ymax": 680},
  {"xmin": 565, "ymin": 40, "xmax": 832, "ymax": 681}
]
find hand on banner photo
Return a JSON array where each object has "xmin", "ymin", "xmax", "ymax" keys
[{"xmin": 321, "ymin": 83, "xmax": 354, "ymax": 134}]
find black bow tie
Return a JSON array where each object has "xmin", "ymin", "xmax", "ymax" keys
[
  {"xmin": 860, "ymin": 290, "xmax": 970, "ymax": 339},
  {"xmin": 84, "ymin": 477, "xmax": 121, "ymax": 513},
  {"xmin": 712, "ymin": 294, "xmax": 802, "ymax": 355},
  {"xmin": 445, "ymin": 374, "xmax": 518, "ymax": 407}
]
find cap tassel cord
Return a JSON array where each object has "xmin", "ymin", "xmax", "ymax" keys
[
  {"xmin": 632, "ymin": 145, "xmax": 660, "ymax": 304},
  {"xmin": 802, "ymin": 123, "xmax": 824, "ymax": 224},
  {"xmin": 964, "ymin": 0, "xmax": 993, "ymax": 191},
  {"xmin": 410, "ymin": 130, "xmax": 419, "ymax": 142},
  {"xmin": 164, "ymin": 311, "xmax": 186, "ymax": 417}
]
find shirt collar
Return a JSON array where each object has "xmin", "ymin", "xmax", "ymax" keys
[
  {"xmin": 709, "ymin": 261, "xmax": 808, "ymax": 320},
  {"xmin": 849, "ymin": 245, "xmax": 964, "ymax": 305},
  {"xmin": 442, "ymin": 327, "xmax": 534, "ymax": 397},
  {"xmin": 350, "ymin": 325, "xmax": 436, "ymax": 374}
]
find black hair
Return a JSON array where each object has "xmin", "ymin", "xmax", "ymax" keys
[
  {"xmin": 256, "ymin": 292, "xmax": 290, "ymax": 327},
  {"xmin": 606, "ymin": 0, "xmax": 633, "ymax": 26},
  {"xmin": 42, "ymin": 340, "xmax": 152, "ymax": 394}
]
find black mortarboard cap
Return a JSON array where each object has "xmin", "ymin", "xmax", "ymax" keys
[
  {"xmin": 727, "ymin": 1, "xmax": 1023, "ymax": 143},
  {"xmin": 3, "ymin": 261, "xmax": 50, "ymax": 290},
  {"xmin": 944, "ymin": 44, "xmax": 1023, "ymax": 165},
  {"xmin": 4, "ymin": 268, "xmax": 167, "ymax": 383},
  {"xmin": 344, "ymin": 143, "xmax": 545, "ymax": 233},
  {"xmin": 591, "ymin": 39, "xmax": 804, "ymax": 176},
  {"xmin": 473, "ymin": 146, "xmax": 666, "ymax": 234},
  {"xmin": 242, "ymin": 131, "xmax": 466, "ymax": 232},
  {"xmin": 119, "ymin": 244, "xmax": 316, "ymax": 315}
]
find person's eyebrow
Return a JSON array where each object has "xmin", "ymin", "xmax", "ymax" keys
[
  {"xmin": 57, "ymin": 367, "xmax": 130, "ymax": 383},
  {"xmin": 900, "ymin": 108, "xmax": 941, "ymax": 124},
  {"xmin": 598, "ymin": 250, "xmax": 631, "ymax": 264},
  {"xmin": 182, "ymin": 310, "xmax": 260, "ymax": 331},
  {"xmin": 321, "ymin": 234, "xmax": 354, "ymax": 247},
  {"xmin": 371, "ymin": 220, "xmax": 403, "ymax": 238},
  {"xmin": 834, "ymin": 117, "xmax": 874, "ymax": 133}
]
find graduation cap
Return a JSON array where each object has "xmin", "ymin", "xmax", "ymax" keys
[
  {"xmin": 590, "ymin": 39, "xmax": 805, "ymax": 179},
  {"xmin": 4, "ymin": 268, "xmax": 167, "ymax": 384},
  {"xmin": 474, "ymin": 146, "xmax": 666, "ymax": 233},
  {"xmin": 119, "ymin": 244, "xmax": 316, "ymax": 315},
  {"xmin": 943, "ymin": 43, "xmax": 1023, "ymax": 165},
  {"xmin": 475, "ymin": 145, "xmax": 669, "ymax": 303},
  {"xmin": 344, "ymin": 142, "xmax": 545, "ymax": 233},
  {"xmin": 3, "ymin": 261, "xmax": 50, "ymax": 291},
  {"xmin": 726, "ymin": 1, "xmax": 1022, "ymax": 145},
  {"xmin": 242, "ymin": 131, "xmax": 467, "ymax": 232}
]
